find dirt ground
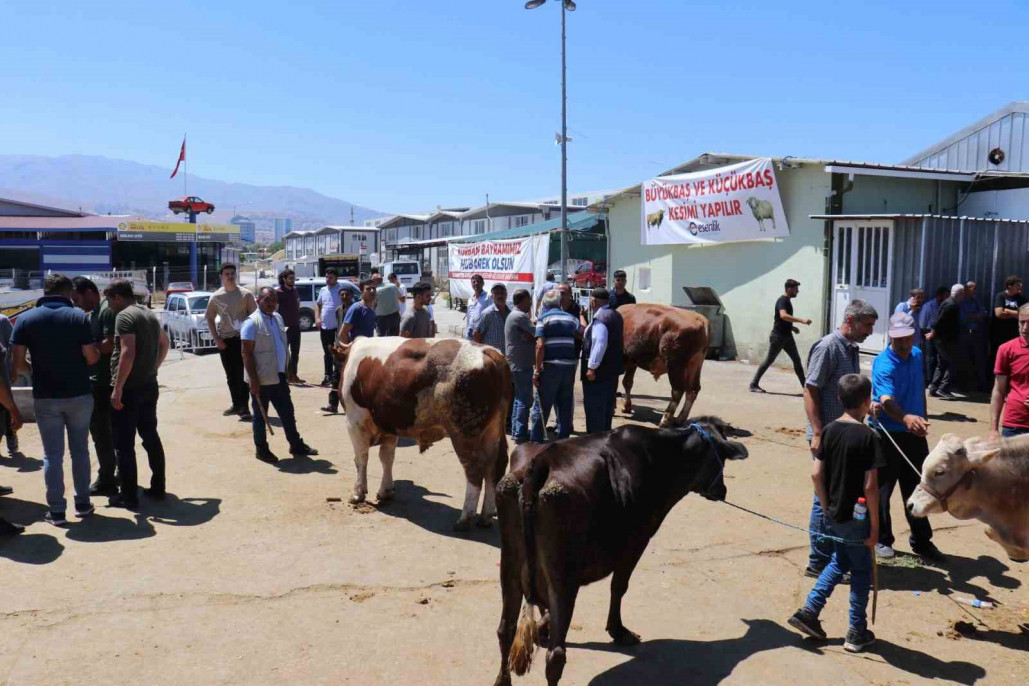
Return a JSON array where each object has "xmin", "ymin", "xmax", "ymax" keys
[{"xmin": 1, "ymin": 315, "xmax": 1027, "ymax": 685}]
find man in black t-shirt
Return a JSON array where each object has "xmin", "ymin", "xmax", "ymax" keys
[
  {"xmin": 992, "ymin": 275, "xmax": 1026, "ymax": 358},
  {"xmin": 609, "ymin": 270, "xmax": 636, "ymax": 310},
  {"xmin": 750, "ymin": 279, "xmax": 812, "ymax": 393},
  {"xmin": 929, "ymin": 284, "xmax": 965, "ymax": 400}
]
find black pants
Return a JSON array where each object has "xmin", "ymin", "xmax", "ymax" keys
[
  {"xmin": 90, "ymin": 381, "xmax": 117, "ymax": 485},
  {"xmin": 751, "ymin": 331, "xmax": 805, "ymax": 388},
  {"xmin": 583, "ymin": 377, "xmax": 618, "ymax": 433},
  {"xmin": 319, "ymin": 328, "xmax": 338, "ymax": 379},
  {"xmin": 376, "ymin": 311, "xmax": 400, "ymax": 337},
  {"xmin": 924, "ymin": 336, "xmax": 937, "ymax": 387},
  {"xmin": 112, "ymin": 381, "xmax": 165, "ymax": 498},
  {"xmin": 252, "ymin": 374, "xmax": 303, "ymax": 451},
  {"xmin": 877, "ymin": 430, "xmax": 933, "ymax": 549},
  {"xmin": 929, "ymin": 338, "xmax": 959, "ymax": 394},
  {"xmin": 286, "ymin": 326, "xmax": 301, "ymax": 377},
  {"xmin": 218, "ymin": 336, "xmax": 249, "ymax": 410},
  {"xmin": 327, "ymin": 355, "xmax": 343, "ymax": 411}
]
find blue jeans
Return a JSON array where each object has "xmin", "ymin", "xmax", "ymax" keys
[
  {"xmin": 1002, "ymin": 426, "xmax": 1029, "ymax": 438},
  {"xmin": 35, "ymin": 393, "xmax": 94, "ymax": 514},
  {"xmin": 530, "ymin": 364, "xmax": 576, "ymax": 443},
  {"xmin": 803, "ymin": 517, "xmax": 873, "ymax": 633},
  {"xmin": 510, "ymin": 369, "xmax": 533, "ymax": 443},
  {"xmin": 583, "ymin": 377, "xmax": 618, "ymax": 433},
  {"xmin": 808, "ymin": 494, "xmax": 834, "ymax": 571}
]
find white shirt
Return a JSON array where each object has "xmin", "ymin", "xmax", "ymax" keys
[{"xmin": 317, "ymin": 284, "xmax": 344, "ymax": 330}]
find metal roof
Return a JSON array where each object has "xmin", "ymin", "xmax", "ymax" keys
[
  {"xmin": 377, "ymin": 214, "xmax": 432, "ymax": 230},
  {"xmin": 451, "ymin": 212, "xmax": 602, "ymax": 243},
  {"xmin": 901, "ymin": 101, "xmax": 1029, "ymax": 170},
  {"xmin": 810, "ymin": 213, "xmax": 1029, "ymax": 224}
]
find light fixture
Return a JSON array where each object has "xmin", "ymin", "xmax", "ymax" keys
[
  {"xmin": 564, "ymin": 0, "xmax": 576, "ymax": 9},
  {"xmin": 525, "ymin": 0, "xmax": 546, "ymax": 8}
]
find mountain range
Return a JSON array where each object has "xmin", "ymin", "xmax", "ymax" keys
[{"xmin": 0, "ymin": 154, "xmax": 384, "ymax": 238}]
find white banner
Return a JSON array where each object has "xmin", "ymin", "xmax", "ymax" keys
[
  {"xmin": 641, "ymin": 157, "xmax": 789, "ymax": 245},
  {"xmin": 449, "ymin": 235, "xmax": 549, "ymax": 303}
]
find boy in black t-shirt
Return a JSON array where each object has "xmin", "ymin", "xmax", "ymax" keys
[
  {"xmin": 788, "ymin": 373, "xmax": 884, "ymax": 653},
  {"xmin": 749, "ymin": 278, "xmax": 812, "ymax": 393}
]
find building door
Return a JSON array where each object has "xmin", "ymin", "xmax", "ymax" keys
[{"xmin": 831, "ymin": 220, "xmax": 894, "ymax": 353}]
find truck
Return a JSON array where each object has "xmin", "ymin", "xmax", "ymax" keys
[{"xmin": 317, "ymin": 253, "xmax": 371, "ymax": 281}]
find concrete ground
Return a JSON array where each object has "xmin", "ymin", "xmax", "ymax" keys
[{"xmin": 1, "ymin": 306, "xmax": 1027, "ymax": 685}]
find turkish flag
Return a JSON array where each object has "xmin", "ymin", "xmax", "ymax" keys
[{"xmin": 170, "ymin": 138, "xmax": 185, "ymax": 179}]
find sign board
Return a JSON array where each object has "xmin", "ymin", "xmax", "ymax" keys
[
  {"xmin": 448, "ymin": 236, "xmax": 549, "ymax": 303},
  {"xmin": 196, "ymin": 222, "xmax": 241, "ymax": 243},
  {"xmin": 641, "ymin": 157, "xmax": 789, "ymax": 245},
  {"xmin": 117, "ymin": 220, "xmax": 195, "ymax": 243}
]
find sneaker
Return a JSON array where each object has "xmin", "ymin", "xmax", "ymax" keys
[
  {"xmin": 255, "ymin": 446, "xmax": 279, "ymax": 464},
  {"xmin": 875, "ymin": 543, "xmax": 896, "ymax": 559},
  {"xmin": 320, "ymin": 377, "xmax": 332, "ymax": 387},
  {"xmin": 142, "ymin": 488, "xmax": 166, "ymax": 500},
  {"xmin": 108, "ymin": 494, "xmax": 140, "ymax": 511},
  {"xmin": 75, "ymin": 503, "xmax": 95, "ymax": 518},
  {"xmin": 223, "ymin": 405, "xmax": 242, "ymax": 416},
  {"xmin": 238, "ymin": 411, "xmax": 254, "ymax": 422},
  {"xmin": 0, "ymin": 485, "xmax": 13, "ymax": 497},
  {"xmin": 89, "ymin": 480, "xmax": 120, "ymax": 497},
  {"xmin": 320, "ymin": 405, "xmax": 338, "ymax": 414},
  {"xmin": 44, "ymin": 511, "xmax": 68, "ymax": 527},
  {"xmin": 748, "ymin": 385, "xmax": 766, "ymax": 393},
  {"xmin": 290, "ymin": 442, "xmax": 319, "ymax": 457},
  {"xmin": 844, "ymin": 628, "xmax": 876, "ymax": 653},
  {"xmin": 912, "ymin": 542, "xmax": 947, "ymax": 566},
  {"xmin": 788, "ymin": 609, "xmax": 827, "ymax": 640},
  {"xmin": 938, "ymin": 392, "xmax": 959, "ymax": 401},
  {"xmin": 928, "ymin": 388, "xmax": 940, "ymax": 398},
  {"xmin": 0, "ymin": 517, "xmax": 24, "ymax": 536}
]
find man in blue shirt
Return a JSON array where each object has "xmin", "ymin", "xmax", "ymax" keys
[
  {"xmin": 324, "ymin": 279, "xmax": 378, "ymax": 414},
  {"xmin": 870, "ymin": 312, "xmax": 942, "ymax": 564},
  {"xmin": 241, "ymin": 287, "xmax": 318, "ymax": 464},
  {"xmin": 920, "ymin": 286, "xmax": 949, "ymax": 386},
  {"xmin": 893, "ymin": 288, "xmax": 925, "ymax": 348},
  {"xmin": 10, "ymin": 273, "xmax": 99, "ymax": 526},
  {"xmin": 529, "ymin": 289, "xmax": 582, "ymax": 443},
  {"xmin": 581, "ymin": 288, "xmax": 624, "ymax": 433},
  {"xmin": 315, "ymin": 268, "xmax": 345, "ymax": 387}
]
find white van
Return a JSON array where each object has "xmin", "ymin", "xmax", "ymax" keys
[
  {"xmin": 379, "ymin": 260, "xmax": 422, "ymax": 287},
  {"xmin": 294, "ymin": 277, "xmax": 361, "ymax": 331}
]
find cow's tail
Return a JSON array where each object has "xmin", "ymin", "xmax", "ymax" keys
[{"xmin": 509, "ymin": 457, "xmax": 550, "ymax": 677}]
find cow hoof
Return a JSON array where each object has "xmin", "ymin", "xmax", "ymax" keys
[
  {"xmin": 493, "ymin": 675, "xmax": 512, "ymax": 686},
  {"xmin": 608, "ymin": 626, "xmax": 641, "ymax": 646},
  {"xmin": 453, "ymin": 518, "xmax": 473, "ymax": 532},
  {"xmin": 476, "ymin": 514, "xmax": 494, "ymax": 528},
  {"xmin": 1008, "ymin": 555, "xmax": 1028, "ymax": 563},
  {"xmin": 376, "ymin": 489, "xmax": 395, "ymax": 504},
  {"xmin": 349, "ymin": 493, "xmax": 366, "ymax": 505}
]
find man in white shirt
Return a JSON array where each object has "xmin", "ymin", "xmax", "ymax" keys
[
  {"xmin": 465, "ymin": 274, "xmax": 490, "ymax": 340},
  {"xmin": 315, "ymin": 268, "xmax": 344, "ymax": 387},
  {"xmin": 581, "ymin": 288, "xmax": 625, "ymax": 433}
]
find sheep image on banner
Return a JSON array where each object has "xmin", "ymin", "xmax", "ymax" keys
[{"xmin": 640, "ymin": 157, "xmax": 790, "ymax": 245}]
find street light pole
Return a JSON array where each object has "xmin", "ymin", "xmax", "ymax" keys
[{"xmin": 559, "ymin": 0, "xmax": 568, "ymax": 285}]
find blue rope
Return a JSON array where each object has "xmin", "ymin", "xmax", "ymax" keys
[{"xmin": 720, "ymin": 500, "xmax": 867, "ymax": 546}]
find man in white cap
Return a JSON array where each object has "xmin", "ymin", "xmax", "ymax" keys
[{"xmin": 870, "ymin": 312, "xmax": 943, "ymax": 564}]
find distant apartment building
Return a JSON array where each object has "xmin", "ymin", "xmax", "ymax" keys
[
  {"xmin": 230, "ymin": 215, "xmax": 256, "ymax": 244},
  {"xmin": 363, "ymin": 215, "xmax": 393, "ymax": 228},
  {"xmin": 273, "ymin": 217, "xmax": 293, "ymax": 242}
]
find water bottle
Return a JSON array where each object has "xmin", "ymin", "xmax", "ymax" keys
[
  {"xmin": 853, "ymin": 497, "xmax": 868, "ymax": 522},
  {"xmin": 954, "ymin": 597, "xmax": 994, "ymax": 609}
]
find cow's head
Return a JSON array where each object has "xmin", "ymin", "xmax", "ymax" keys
[
  {"xmin": 907, "ymin": 433, "xmax": 999, "ymax": 517},
  {"xmin": 682, "ymin": 416, "xmax": 749, "ymax": 501},
  {"xmin": 330, "ymin": 341, "xmax": 353, "ymax": 371}
]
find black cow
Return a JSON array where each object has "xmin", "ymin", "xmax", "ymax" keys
[{"xmin": 492, "ymin": 417, "xmax": 748, "ymax": 686}]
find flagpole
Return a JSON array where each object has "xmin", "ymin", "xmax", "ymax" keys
[{"xmin": 183, "ymin": 132, "xmax": 188, "ymax": 196}]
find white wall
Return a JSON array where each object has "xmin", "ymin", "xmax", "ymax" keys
[{"xmin": 962, "ymin": 188, "xmax": 1029, "ymax": 220}]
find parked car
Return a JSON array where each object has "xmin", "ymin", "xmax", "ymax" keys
[
  {"xmin": 570, "ymin": 261, "xmax": 607, "ymax": 288},
  {"xmin": 166, "ymin": 281, "xmax": 195, "ymax": 297},
  {"xmin": 168, "ymin": 196, "xmax": 215, "ymax": 215},
  {"xmin": 293, "ymin": 277, "xmax": 360, "ymax": 331},
  {"xmin": 162, "ymin": 291, "xmax": 215, "ymax": 352}
]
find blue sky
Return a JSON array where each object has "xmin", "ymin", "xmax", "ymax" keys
[{"xmin": 2, "ymin": 0, "xmax": 1027, "ymax": 214}]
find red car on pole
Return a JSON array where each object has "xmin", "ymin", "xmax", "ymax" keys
[{"xmin": 168, "ymin": 196, "xmax": 215, "ymax": 215}]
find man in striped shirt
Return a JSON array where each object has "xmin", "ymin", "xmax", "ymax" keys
[
  {"xmin": 529, "ymin": 289, "xmax": 582, "ymax": 443},
  {"xmin": 473, "ymin": 284, "xmax": 510, "ymax": 350}
]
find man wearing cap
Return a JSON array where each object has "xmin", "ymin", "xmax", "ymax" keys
[{"xmin": 870, "ymin": 311, "xmax": 943, "ymax": 564}]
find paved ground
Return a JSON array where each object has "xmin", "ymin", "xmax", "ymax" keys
[{"xmin": 1, "ymin": 311, "xmax": 1027, "ymax": 685}]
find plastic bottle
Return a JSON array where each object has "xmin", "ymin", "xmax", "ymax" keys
[
  {"xmin": 853, "ymin": 497, "xmax": 868, "ymax": 522},
  {"xmin": 954, "ymin": 597, "xmax": 994, "ymax": 609}
]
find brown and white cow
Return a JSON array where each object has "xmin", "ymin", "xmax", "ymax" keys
[
  {"xmin": 338, "ymin": 336, "xmax": 511, "ymax": 531},
  {"xmin": 619, "ymin": 303, "xmax": 710, "ymax": 428},
  {"xmin": 907, "ymin": 433, "xmax": 1029, "ymax": 562}
]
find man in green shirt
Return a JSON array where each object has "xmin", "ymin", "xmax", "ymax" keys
[
  {"xmin": 107, "ymin": 280, "xmax": 170, "ymax": 510},
  {"xmin": 72, "ymin": 277, "xmax": 119, "ymax": 496}
]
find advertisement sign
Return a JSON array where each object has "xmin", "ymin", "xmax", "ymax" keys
[
  {"xmin": 448, "ymin": 236, "xmax": 549, "ymax": 303},
  {"xmin": 195, "ymin": 222, "xmax": 241, "ymax": 243},
  {"xmin": 117, "ymin": 220, "xmax": 195, "ymax": 243},
  {"xmin": 641, "ymin": 157, "xmax": 789, "ymax": 245}
]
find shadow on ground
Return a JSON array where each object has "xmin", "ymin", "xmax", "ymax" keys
[
  {"xmin": 579, "ymin": 618, "xmax": 987, "ymax": 685},
  {"xmin": 277, "ymin": 455, "xmax": 337, "ymax": 474},
  {"xmin": 0, "ymin": 450, "xmax": 43, "ymax": 473},
  {"xmin": 372, "ymin": 480, "xmax": 498, "ymax": 549},
  {"xmin": 877, "ymin": 551, "xmax": 1021, "ymax": 599}
]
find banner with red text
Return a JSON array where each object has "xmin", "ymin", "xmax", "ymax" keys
[
  {"xmin": 641, "ymin": 157, "xmax": 789, "ymax": 245},
  {"xmin": 448, "ymin": 235, "xmax": 549, "ymax": 303}
]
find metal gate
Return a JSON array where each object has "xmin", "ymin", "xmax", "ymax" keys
[{"xmin": 831, "ymin": 220, "xmax": 894, "ymax": 353}]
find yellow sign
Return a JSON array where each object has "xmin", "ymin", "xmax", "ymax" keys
[
  {"xmin": 117, "ymin": 221, "xmax": 195, "ymax": 243},
  {"xmin": 196, "ymin": 222, "xmax": 241, "ymax": 242}
]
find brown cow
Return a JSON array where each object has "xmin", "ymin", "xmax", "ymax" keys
[
  {"xmin": 338, "ymin": 336, "xmax": 511, "ymax": 531},
  {"xmin": 907, "ymin": 433, "xmax": 1029, "ymax": 562},
  {"xmin": 619, "ymin": 303, "xmax": 710, "ymax": 427},
  {"xmin": 492, "ymin": 418, "xmax": 748, "ymax": 686}
]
